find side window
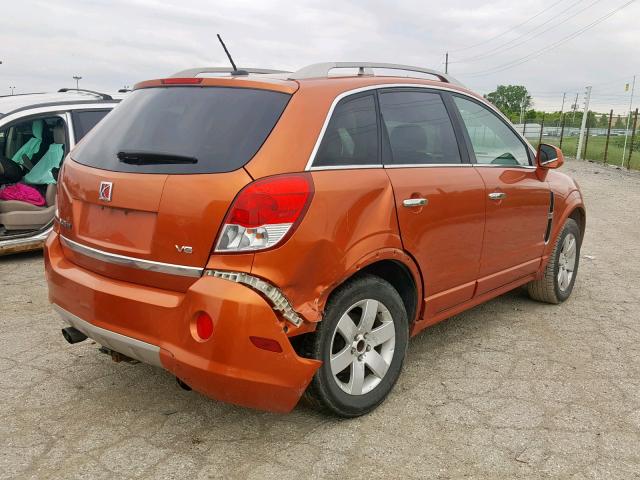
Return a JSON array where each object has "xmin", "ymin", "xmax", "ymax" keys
[
  {"xmin": 314, "ymin": 94, "xmax": 378, "ymax": 167},
  {"xmin": 453, "ymin": 96, "xmax": 530, "ymax": 166},
  {"xmin": 71, "ymin": 110, "xmax": 110, "ymax": 141},
  {"xmin": 379, "ymin": 90, "xmax": 461, "ymax": 165}
]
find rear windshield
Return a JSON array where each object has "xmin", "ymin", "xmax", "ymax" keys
[{"xmin": 71, "ymin": 87, "xmax": 291, "ymax": 174}]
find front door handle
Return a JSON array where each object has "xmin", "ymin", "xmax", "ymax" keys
[
  {"xmin": 488, "ymin": 192, "xmax": 507, "ymax": 201},
  {"xmin": 403, "ymin": 198, "xmax": 427, "ymax": 208}
]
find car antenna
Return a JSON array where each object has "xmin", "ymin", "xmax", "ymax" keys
[{"xmin": 217, "ymin": 34, "xmax": 248, "ymax": 76}]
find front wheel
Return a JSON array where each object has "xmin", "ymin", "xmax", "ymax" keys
[
  {"xmin": 528, "ymin": 218, "xmax": 581, "ymax": 304},
  {"xmin": 303, "ymin": 275, "xmax": 409, "ymax": 417}
]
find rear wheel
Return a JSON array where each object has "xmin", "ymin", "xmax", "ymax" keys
[
  {"xmin": 304, "ymin": 275, "xmax": 409, "ymax": 417},
  {"xmin": 528, "ymin": 218, "xmax": 581, "ymax": 304}
]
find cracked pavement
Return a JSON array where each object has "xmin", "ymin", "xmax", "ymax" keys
[{"xmin": 1, "ymin": 159, "xmax": 639, "ymax": 479}]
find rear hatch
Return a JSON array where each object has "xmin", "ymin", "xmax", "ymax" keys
[{"xmin": 57, "ymin": 80, "xmax": 295, "ymax": 291}]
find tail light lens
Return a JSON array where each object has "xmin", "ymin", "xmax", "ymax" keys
[{"xmin": 215, "ymin": 174, "xmax": 314, "ymax": 252}]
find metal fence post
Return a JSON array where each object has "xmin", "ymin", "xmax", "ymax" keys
[
  {"xmin": 559, "ymin": 114, "xmax": 566, "ymax": 149},
  {"xmin": 583, "ymin": 121, "xmax": 591, "ymax": 160},
  {"xmin": 538, "ymin": 113, "xmax": 545, "ymax": 147},
  {"xmin": 627, "ymin": 108, "xmax": 638, "ymax": 170},
  {"xmin": 604, "ymin": 109, "xmax": 613, "ymax": 164}
]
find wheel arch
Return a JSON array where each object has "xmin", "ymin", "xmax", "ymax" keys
[{"xmin": 319, "ymin": 250, "xmax": 423, "ymax": 327}]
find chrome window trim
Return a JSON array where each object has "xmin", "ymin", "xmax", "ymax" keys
[
  {"xmin": 60, "ymin": 235, "xmax": 203, "ymax": 278},
  {"xmin": 473, "ymin": 164, "xmax": 536, "ymax": 170},
  {"xmin": 305, "ymin": 83, "xmax": 536, "ymax": 172},
  {"xmin": 384, "ymin": 163, "xmax": 473, "ymax": 169}
]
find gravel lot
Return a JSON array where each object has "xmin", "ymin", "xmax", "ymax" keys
[{"xmin": 1, "ymin": 159, "xmax": 639, "ymax": 479}]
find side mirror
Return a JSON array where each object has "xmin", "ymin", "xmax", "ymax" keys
[{"xmin": 536, "ymin": 143, "xmax": 564, "ymax": 169}]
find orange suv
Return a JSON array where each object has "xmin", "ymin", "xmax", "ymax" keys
[{"xmin": 45, "ymin": 63, "xmax": 586, "ymax": 417}]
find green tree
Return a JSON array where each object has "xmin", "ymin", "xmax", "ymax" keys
[
  {"xmin": 484, "ymin": 85, "xmax": 532, "ymax": 118},
  {"xmin": 614, "ymin": 115, "xmax": 625, "ymax": 129},
  {"xmin": 598, "ymin": 114, "xmax": 609, "ymax": 128}
]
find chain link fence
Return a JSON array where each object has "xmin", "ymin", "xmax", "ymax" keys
[{"xmin": 510, "ymin": 110, "xmax": 639, "ymax": 170}]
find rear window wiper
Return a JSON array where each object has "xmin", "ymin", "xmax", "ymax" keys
[{"xmin": 117, "ymin": 151, "xmax": 198, "ymax": 165}]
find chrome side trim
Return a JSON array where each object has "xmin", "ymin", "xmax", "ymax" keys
[
  {"xmin": 60, "ymin": 236, "xmax": 203, "ymax": 278},
  {"xmin": 304, "ymin": 83, "xmax": 536, "ymax": 171},
  {"xmin": 53, "ymin": 304, "xmax": 162, "ymax": 368}
]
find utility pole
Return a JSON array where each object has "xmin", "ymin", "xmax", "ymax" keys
[
  {"xmin": 9, "ymin": 86, "xmax": 15, "ymax": 95},
  {"xmin": 445, "ymin": 52, "xmax": 449, "ymax": 74},
  {"xmin": 558, "ymin": 92, "xmax": 567, "ymax": 135},
  {"xmin": 73, "ymin": 75, "xmax": 82, "ymax": 90},
  {"xmin": 622, "ymin": 75, "xmax": 636, "ymax": 166},
  {"xmin": 571, "ymin": 92, "xmax": 579, "ymax": 123},
  {"xmin": 576, "ymin": 86, "xmax": 592, "ymax": 161}
]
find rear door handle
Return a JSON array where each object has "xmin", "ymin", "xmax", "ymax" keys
[
  {"xmin": 488, "ymin": 192, "xmax": 507, "ymax": 201},
  {"xmin": 403, "ymin": 198, "xmax": 427, "ymax": 208}
]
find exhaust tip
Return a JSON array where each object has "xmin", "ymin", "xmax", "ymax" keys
[
  {"xmin": 61, "ymin": 327, "xmax": 87, "ymax": 344},
  {"xmin": 176, "ymin": 377, "xmax": 192, "ymax": 391}
]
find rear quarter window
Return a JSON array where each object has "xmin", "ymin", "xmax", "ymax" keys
[
  {"xmin": 71, "ymin": 109, "xmax": 110, "ymax": 141},
  {"xmin": 71, "ymin": 87, "xmax": 291, "ymax": 174}
]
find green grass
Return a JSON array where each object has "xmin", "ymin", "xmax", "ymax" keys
[{"xmin": 529, "ymin": 135, "xmax": 640, "ymax": 170}]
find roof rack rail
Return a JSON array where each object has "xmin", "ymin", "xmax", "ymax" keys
[
  {"xmin": 288, "ymin": 62, "xmax": 463, "ymax": 86},
  {"xmin": 58, "ymin": 88, "xmax": 113, "ymax": 101},
  {"xmin": 171, "ymin": 67, "xmax": 291, "ymax": 78}
]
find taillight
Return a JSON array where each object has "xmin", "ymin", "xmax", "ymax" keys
[{"xmin": 215, "ymin": 174, "xmax": 314, "ymax": 253}]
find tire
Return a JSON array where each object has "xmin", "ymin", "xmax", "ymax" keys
[
  {"xmin": 528, "ymin": 218, "xmax": 581, "ymax": 304},
  {"xmin": 303, "ymin": 274, "xmax": 409, "ymax": 417}
]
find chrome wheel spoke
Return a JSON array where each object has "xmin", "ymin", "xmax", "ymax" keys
[
  {"xmin": 365, "ymin": 350, "xmax": 389, "ymax": 379},
  {"xmin": 330, "ymin": 346, "xmax": 353, "ymax": 375},
  {"xmin": 368, "ymin": 321, "xmax": 394, "ymax": 347},
  {"xmin": 336, "ymin": 313, "xmax": 357, "ymax": 340},
  {"xmin": 348, "ymin": 360, "xmax": 365, "ymax": 395},
  {"xmin": 359, "ymin": 299, "xmax": 379, "ymax": 332}
]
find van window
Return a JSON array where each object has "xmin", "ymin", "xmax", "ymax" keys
[
  {"xmin": 379, "ymin": 90, "xmax": 461, "ymax": 165},
  {"xmin": 314, "ymin": 94, "xmax": 379, "ymax": 167},
  {"xmin": 71, "ymin": 110, "xmax": 110, "ymax": 141},
  {"xmin": 71, "ymin": 87, "xmax": 291, "ymax": 174}
]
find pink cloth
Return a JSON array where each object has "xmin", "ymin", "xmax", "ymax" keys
[{"xmin": 0, "ymin": 183, "xmax": 46, "ymax": 206}]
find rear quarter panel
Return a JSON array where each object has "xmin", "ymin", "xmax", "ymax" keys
[{"xmin": 249, "ymin": 169, "xmax": 411, "ymax": 323}]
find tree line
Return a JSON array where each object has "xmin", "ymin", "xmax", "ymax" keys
[{"xmin": 485, "ymin": 85, "xmax": 627, "ymax": 128}]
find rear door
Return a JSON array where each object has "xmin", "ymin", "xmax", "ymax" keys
[
  {"xmin": 57, "ymin": 86, "xmax": 291, "ymax": 290},
  {"xmin": 451, "ymin": 95, "xmax": 550, "ymax": 294},
  {"xmin": 380, "ymin": 88, "xmax": 486, "ymax": 316}
]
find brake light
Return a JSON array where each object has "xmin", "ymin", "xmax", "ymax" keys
[
  {"xmin": 215, "ymin": 174, "xmax": 314, "ymax": 252},
  {"xmin": 161, "ymin": 78, "xmax": 203, "ymax": 85}
]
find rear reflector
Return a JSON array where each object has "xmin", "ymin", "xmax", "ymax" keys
[
  {"xmin": 161, "ymin": 78, "xmax": 203, "ymax": 85},
  {"xmin": 250, "ymin": 336, "xmax": 283, "ymax": 353},
  {"xmin": 195, "ymin": 312, "xmax": 214, "ymax": 340},
  {"xmin": 215, "ymin": 174, "xmax": 314, "ymax": 252}
]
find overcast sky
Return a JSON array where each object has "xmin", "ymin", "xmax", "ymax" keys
[{"xmin": 1, "ymin": 0, "xmax": 638, "ymax": 114}]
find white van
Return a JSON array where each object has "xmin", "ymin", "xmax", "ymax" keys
[{"xmin": 0, "ymin": 89, "xmax": 122, "ymax": 255}]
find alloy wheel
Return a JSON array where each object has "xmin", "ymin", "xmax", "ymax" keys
[
  {"xmin": 329, "ymin": 299, "xmax": 396, "ymax": 395},
  {"xmin": 558, "ymin": 232, "xmax": 577, "ymax": 292}
]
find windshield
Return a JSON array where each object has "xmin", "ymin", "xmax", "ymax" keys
[{"xmin": 71, "ymin": 86, "xmax": 291, "ymax": 174}]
